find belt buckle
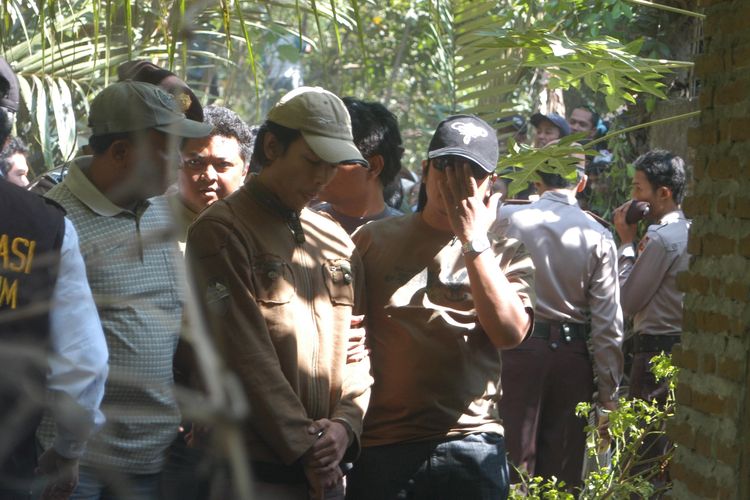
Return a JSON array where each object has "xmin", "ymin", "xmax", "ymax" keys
[{"xmin": 562, "ymin": 323, "xmax": 573, "ymax": 343}]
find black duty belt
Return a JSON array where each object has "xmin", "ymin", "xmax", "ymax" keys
[
  {"xmin": 633, "ymin": 334, "xmax": 680, "ymax": 354},
  {"xmin": 530, "ymin": 321, "xmax": 589, "ymax": 343}
]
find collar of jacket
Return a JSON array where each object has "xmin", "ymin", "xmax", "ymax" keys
[{"xmin": 247, "ymin": 175, "xmax": 305, "ymax": 245}]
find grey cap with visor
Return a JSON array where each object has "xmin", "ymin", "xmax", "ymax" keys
[
  {"xmin": 88, "ymin": 81, "xmax": 212, "ymax": 138},
  {"xmin": 267, "ymin": 86, "xmax": 368, "ymax": 167}
]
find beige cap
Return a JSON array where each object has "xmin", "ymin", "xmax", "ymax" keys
[
  {"xmin": 267, "ymin": 86, "xmax": 367, "ymax": 166},
  {"xmin": 88, "ymin": 81, "xmax": 212, "ymax": 138}
]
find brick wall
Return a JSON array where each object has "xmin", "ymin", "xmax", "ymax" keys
[{"xmin": 667, "ymin": 0, "xmax": 750, "ymax": 498}]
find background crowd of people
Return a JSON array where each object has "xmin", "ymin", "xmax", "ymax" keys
[{"xmin": 0, "ymin": 56, "xmax": 689, "ymax": 500}]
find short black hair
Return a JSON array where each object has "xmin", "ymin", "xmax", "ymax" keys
[
  {"xmin": 0, "ymin": 135, "xmax": 28, "ymax": 176},
  {"xmin": 572, "ymin": 105, "xmax": 600, "ymax": 132},
  {"xmin": 342, "ymin": 97, "xmax": 403, "ymax": 187},
  {"xmin": 538, "ymin": 171, "xmax": 574, "ymax": 189},
  {"xmin": 203, "ymin": 105, "xmax": 255, "ymax": 166},
  {"xmin": 633, "ymin": 149, "xmax": 686, "ymax": 204},
  {"xmin": 0, "ymin": 107, "xmax": 12, "ymax": 150},
  {"xmin": 88, "ymin": 132, "xmax": 132, "ymax": 155},
  {"xmin": 251, "ymin": 120, "xmax": 302, "ymax": 168}
]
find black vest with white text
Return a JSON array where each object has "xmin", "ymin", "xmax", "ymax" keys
[{"xmin": 0, "ymin": 180, "xmax": 65, "ymax": 485}]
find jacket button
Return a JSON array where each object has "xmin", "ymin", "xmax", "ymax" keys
[{"xmin": 549, "ymin": 341, "xmax": 559, "ymax": 351}]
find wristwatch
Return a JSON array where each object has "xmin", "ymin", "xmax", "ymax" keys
[{"xmin": 461, "ymin": 235, "xmax": 491, "ymax": 255}]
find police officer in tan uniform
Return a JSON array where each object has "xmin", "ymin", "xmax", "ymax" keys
[
  {"xmin": 613, "ymin": 150, "xmax": 690, "ymax": 488},
  {"xmin": 613, "ymin": 150, "xmax": 689, "ymax": 401},
  {"xmin": 496, "ymin": 164, "xmax": 624, "ymax": 488}
]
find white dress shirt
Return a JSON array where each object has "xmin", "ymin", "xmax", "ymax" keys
[{"xmin": 46, "ymin": 218, "xmax": 108, "ymax": 458}]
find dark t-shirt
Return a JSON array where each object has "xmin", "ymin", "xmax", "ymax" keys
[{"xmin": 314, "ymin": 203, "xmax": 402, "ymax": 235}]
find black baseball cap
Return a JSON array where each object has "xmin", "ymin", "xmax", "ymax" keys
[
  {"xmin": 427, "ymin": 114, "xmax": 499, "ymax": 173},
  {"xmin": 530, "ymin": 112, "xmax": 571, "ymax": 137},
  {"xmin": 0, "ymin": 57, "xmax": 19, "ymax": 113}
]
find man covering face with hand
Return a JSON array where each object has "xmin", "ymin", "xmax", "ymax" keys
[{"xmin": 346, "ymin": 115, "xmax": 535, "ymax": 500}]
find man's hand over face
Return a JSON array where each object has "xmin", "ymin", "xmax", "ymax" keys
[{"xmin": 439, "ymin": 162, "xmax": 500, "ymax": 243}]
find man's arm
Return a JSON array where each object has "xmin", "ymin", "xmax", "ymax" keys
[
  {"xmin": 40, "ymin": 218, "xmax": 109, "ymax": 498},
  {"xmin": 186, "ymin": 217, "xmax": 318, "ymax": 465},
  {"xmin": 588, "ymin": 235, "xmax": 625, "ymax": 403},
  {"xmin": 441, "ymin": 165, "xmax": 533, "ymax": 348},
  {"xmin": 617, "ymin": 232, "xmax": 671, "ymax": 317}
]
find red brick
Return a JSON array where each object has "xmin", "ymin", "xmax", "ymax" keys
[
  {"xmin": 714, "ymin": 80, "xmax": 750, "ymax": 107},
  {"xmin": 702, "ymin": 353, "xmax": 717, "ymax": 373},
  {"xmin": 725, "ymin": 281, "xmax": 748, "ymax": 301},
  {"xmin": 715, "ymin": 439, "xmax": 740, "ymax": 466},
  {"xmin": 732, "ymin": 45, "xmax": 750, "ymax": 69},
  {"xmin": 682, "ymin": 195, "xmax": 711, "ymax": 218},
  {"xmin": 716, "ymin": 195, "xmax": 733, "ymax": 214},
  {"xmin": 695, "ymin": 54, "xmax": 724, "ymax": 76},
  {"xmin": 707, "ymin": 157, "xmax": 741, "ymax": 179},
  {"xmin": 676, "ymin": 381, "xmax": 693, "ymax": 406},
  {"xmin": 735, "ymin": 197, "xmax": 750, "ymax": 219},
  {"xmin": 695, "ymin": 429, "xmax": 713, "ymax": 456},
  {"xmin": 667, "ymin": 419, "xmax": 696, "ymax": 449},
  {"xmin": 699, "ymin": 311, "xmax": 732, "ymax": 332},
  {"xmin": 692, "ymin": 390, "xmax": 737, "ymax": 417},
  {"xmin": 702, "ymin": 234, "xmax": 735, "ymax": 256},
  {"xmin": 688, "ymin": 234, "xmax": 703, "ymax": 256},
  {"xmin": 730, "ymin": 317, "xmax": 747, "ymax": 337},
  {"xmin": 727, "ymin": 117, "xmax": 750, "ymax": 142},
  {"xmin": 677, "ymin": 272, "xmax": 710, "ymax": 294},
  {"xmin": 716, "ymin": 357, "xmax": 744, "ymax": 383},
  {"xmin": 673, "ymin": 345, "xmax": 700, "ymax": 371},
  {"xmin": 718, "ymin": 7, "xmax": 750, "ymax": 35}
]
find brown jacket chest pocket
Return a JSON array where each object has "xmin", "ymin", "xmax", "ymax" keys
[
  {"xmin": 322, "ymin": 258, "xmax": 355, "ymax": 306},
  {"xmin": 252, "ymin": 254, "xmax": 295, "ymax": 305}
]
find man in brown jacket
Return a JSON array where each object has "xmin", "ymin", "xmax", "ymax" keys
[{"xmin": 186, "ymin": 87, "xmax": 372, "ymax": 499}]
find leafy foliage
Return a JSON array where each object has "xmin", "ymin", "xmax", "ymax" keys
[{"xmin": 510, "ymin": 353, "xmax": 677, "ymax": 499}]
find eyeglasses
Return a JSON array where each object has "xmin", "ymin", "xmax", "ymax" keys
[{"xmin": 431, "ymin": 155, "xmax": 489, "ymax": 178}]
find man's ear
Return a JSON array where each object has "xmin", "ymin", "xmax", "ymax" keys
[
  {"xmin": 576, "ymin": 174, "xmax": 588, "ymax": 193},
  {"xmin": 263, "ymin": 132, "xmax": 280, "ymax": 162},
  {"xmin": 658, "ymin": 185, "xmax": 672, "ymax": 201},
  {"xmin": 366, "ymin": 154, "xmax": 385, "ymax": 179},
  {"xmin": 110, "ymin": 139, "xmax": 131, "ymax": 166},
  {"xmin": 421, "ymin": 159, "xmax": 428, "ymax": 178}
]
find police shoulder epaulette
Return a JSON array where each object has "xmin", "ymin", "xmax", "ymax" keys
[
  {"xmin": 585, "ymin": 210, "xmax": 612, "ymax": 229},
  {"xmin": 502, "ymin": 198, "xmax": 532, "ymax": 206}
]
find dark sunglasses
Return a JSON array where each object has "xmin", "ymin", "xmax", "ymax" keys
[{"xmin": 431, "ymin": 155, "xmax": 490, "ymax": 178}]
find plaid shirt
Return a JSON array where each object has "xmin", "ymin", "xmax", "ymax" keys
[{"xmin": 38, "ymin": 157, "xmax": 182, "ymax": 474}]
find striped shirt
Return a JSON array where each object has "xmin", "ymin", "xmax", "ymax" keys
[{"xmin": 38, "ymin": 157, "xmax": 182, "ymax": 474}]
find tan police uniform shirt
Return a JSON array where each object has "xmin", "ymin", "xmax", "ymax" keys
[
  {"xmin": 618, "ymin": 209, "xmax": 690, "ymax": 336},
  {"xmin": 353, "ymin": 213, "xmax": 535, "ymax": 447},
  {"xmin": 186, "ymin": 179, "xmax": 372, "ymax": 465},
  {"xmin": 497, "ymin": 190, "xmax": 624, "ymax": 402}
]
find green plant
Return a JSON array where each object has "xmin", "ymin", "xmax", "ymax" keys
[{"xmin": 510, "ymin": 353, "xmax": 677, "ymax": 499}]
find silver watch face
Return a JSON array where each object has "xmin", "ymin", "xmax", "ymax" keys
[{"xmin": 464, "ymin": 236, "xmax": 490, "ymax": 254}]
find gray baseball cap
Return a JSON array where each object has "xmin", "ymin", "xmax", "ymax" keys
[
  {"xmin": 88, "ymin": 81, "xmax": 212, "ymax": 138},
  {"xmin": 267, "ymin": 86, "xmax": 367, "ymax": 167}
]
